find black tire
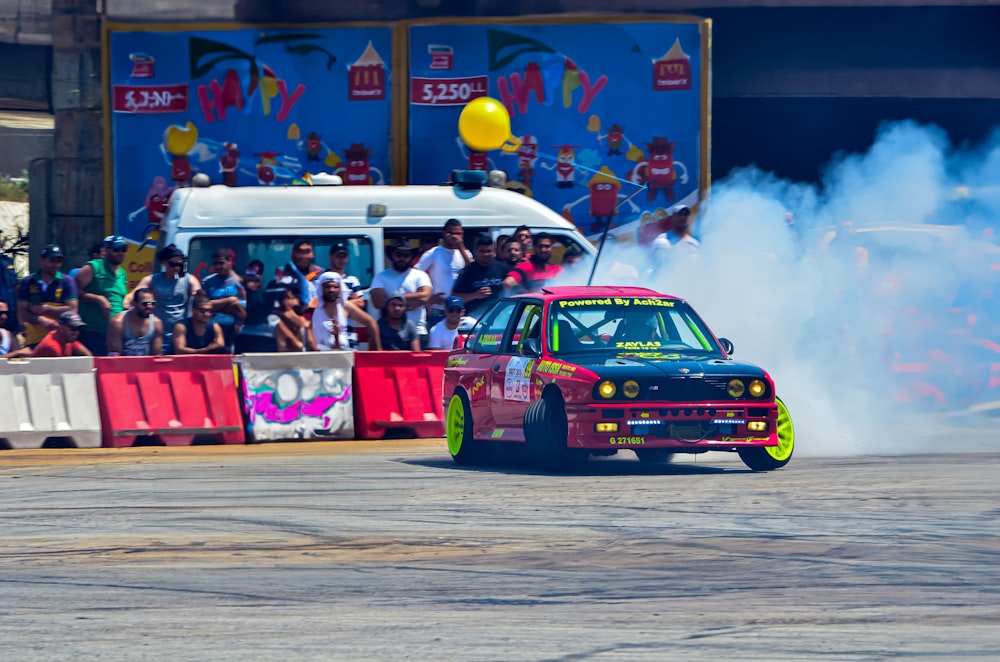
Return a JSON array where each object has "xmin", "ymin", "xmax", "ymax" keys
[
  {"xmin": 738, "ymin": 396, "xmax": 795, "ymax": 472},
  {"xmin": 446, "ymin": 390, "xmax": 488, "ymax": 465},
  {"xmin": 635, "ymin": 449, "xmax": 674, "ymax": 464},
  {"xmin": 524, "ymin": 394, "xmax": 588, "ymax": 472}
]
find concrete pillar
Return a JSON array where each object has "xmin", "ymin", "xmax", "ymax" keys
[{"xmin": 40, "ymin": 0, "xmax": 104, "ymax": 266}]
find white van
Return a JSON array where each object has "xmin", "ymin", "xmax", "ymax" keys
[{"xmin": 159, "ymin": 171, "xmax": 597, "ymax": 290}]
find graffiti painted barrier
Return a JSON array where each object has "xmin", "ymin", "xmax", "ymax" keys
[{"xmin": 237, "ymin": 352, "xmax": 355, "ymax": 442}]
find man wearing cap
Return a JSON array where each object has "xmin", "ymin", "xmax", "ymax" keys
[
  {"xmin": 16, "ymin": 244, "xmax": 79, "ymax": 349},
  {"xmin": 236, "ymin": 259, "xmax": 276, "ymax": 353},
  {"xmin": 415, "ymin": 218, "xmax": 472, "ymax": 329},
  {"xmin": 124, "ymin": 244, "xmax": 201, "ymax": 354},
  {"xmin": 377, "ymin": 290, "xmax": 420, "ymax": 351},
  {"xmin": 369, "ymin": 238, "xmax": 432, "ymax": 347},
  {"xmin": 75, "ymin": 235, "xmax": 129, "ymax": 355},
  {"xmin": 312, "ymin": 272, "xmax": 382, "ymax": 351},
  {"xmin": 31, "ymin": 311, "xmax": 92, "ymax": 357},
  {"xmin": 327, "ymin": 240, "xmax": 363, "ymax": 307},
  {"xmin": 427, "ymin": 296, "xmax": 466, "ymax": 350},
  {"xmin": 653, "ymin": 204, "xmax": 700, "ymax": 254}
]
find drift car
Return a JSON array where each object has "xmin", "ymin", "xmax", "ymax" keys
[{"xmin": 443, "ymin": 286, "xmax": 795, "ymax": 472}]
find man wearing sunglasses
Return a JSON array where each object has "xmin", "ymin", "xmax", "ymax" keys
[
  {"xmin": 16, "ymin": 244, "xmax": 79, "ymax": 349},
  {"xmin": 125, "ymin": 244, "xmax": 202, "ymax": 354},
  {"xmin": 30, "ymin": 311, "xmax": 92, "ymax": 358},
  {"xmin": 171, "ymin": 294, "xmax": 225, "ymax": 354},
  {"xmin": 75, "ymin": 235, "xmax": 129, "ymax": 355},
  {"xmin": 107, "ymin": 287, "xmax": 164, "ymax": 356}
]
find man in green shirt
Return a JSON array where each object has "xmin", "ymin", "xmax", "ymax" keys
[{"xmin": 74, "ymin": 235, "xmax": 129, "ymax": 356}]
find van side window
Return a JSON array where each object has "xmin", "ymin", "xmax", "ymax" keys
[{"xmin": 186, "ymin": 236, "xmax": 374, "ymax": 288}]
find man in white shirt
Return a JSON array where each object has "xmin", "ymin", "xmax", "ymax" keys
[
  {"xmin": 369, "ymin": 238, "xmax": 432, "ymax": 348},
  {"xmin": 415, "ymin": 218, "xmax": 472, "ymax": 330},
  {"xmin": 427, "ymin": 296, "xmax": 466, "ymax": 350}
]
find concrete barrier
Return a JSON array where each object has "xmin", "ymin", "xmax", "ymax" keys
[
  {"xmin": 0, "ymin": 357, "xmax": 101, "ymax": 449},
  {"xmin": 236, "ymin": 352, "xmax": 355, "ymax": 442}
]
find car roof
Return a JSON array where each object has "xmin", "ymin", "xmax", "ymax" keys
[{"xmin": 513, "ymin": 286, "xmax": 684, "ymax": 302}]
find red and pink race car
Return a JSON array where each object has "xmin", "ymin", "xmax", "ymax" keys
[{"xmin": 444, "ymin": 286, "xmax": 795, "ymax": 472}]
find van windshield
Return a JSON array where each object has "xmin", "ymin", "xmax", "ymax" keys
[{"xmin": 185, "ymin": 235, "xmax": 375, "ymax": 289}]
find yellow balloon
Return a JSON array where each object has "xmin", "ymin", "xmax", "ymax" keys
[
  {"xmin": 458, "ymin": 97, "xmax": 521, "ymax": 153},
  {"xmin": 164, "ymin": 121, "xmax": 198, "ymax": 157}
]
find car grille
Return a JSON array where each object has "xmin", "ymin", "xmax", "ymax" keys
[{"xmin": 645, "ymin": 376, "xmax": 732, "ymax": 401}]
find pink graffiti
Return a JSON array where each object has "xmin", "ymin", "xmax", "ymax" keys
[{"xmin": 250, "ymin": 387, "xmax": 351, "ymax": 424}]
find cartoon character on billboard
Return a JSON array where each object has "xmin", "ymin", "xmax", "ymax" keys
[
  {"xmin": 454, "ymin": 136, "xmax": 494, "ymax": 173},
  {"xmin": 255, "ymin": 151, "xmax": 281, "ymax": 185},
  {"xmin": 542, "ymin": 145, "xmax": 580, "ymax": 188},
  {"xmin": 502, "ymin": 135, "xmax": 539, "ymax": 188},
  {"xmin": 219, "ymin": 142, "xmax": 240, "ymax": 187},
  {"xmin": 306, "ymin": 132, "xmax": 323, "ymax": 162},
  {"xmin": 638, "ymin": 136, "xmax": 689, "ymax": 201},
  {"xmin": 562, "ymin": 166, "xmax": 640, "ymax": 233},
  {"xmin": 127, "ymin": 176, "xmax": 175, "ymax": 250},
  {"xmin": 602, "ymin": 123, "xmax": 626, "ymax": 156},
  {"xmin": 164, "ymin": 121, "xmax": 199, "ymax": 187},
  {"xmin": 334, "ymin": 143, "xmax": 385, "ymax": 185}
]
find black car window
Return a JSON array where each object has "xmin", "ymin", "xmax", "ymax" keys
[{"xmin": 468, "ymin": 300, "xmax": 517, "ymax": 354}]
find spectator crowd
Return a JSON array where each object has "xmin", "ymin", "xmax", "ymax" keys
[{"xmin": 3, "ymin": 210, "xmax": 703, "ymax": 357}]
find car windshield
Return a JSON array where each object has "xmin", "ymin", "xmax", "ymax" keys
[{"xmin": 547, "ymin": 297, "xmax": 722, "ymax": 357}]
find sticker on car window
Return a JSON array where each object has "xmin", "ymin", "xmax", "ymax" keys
[{"xmin": 504, "ymin": 357, "xmax": 532, "ymax": 402}]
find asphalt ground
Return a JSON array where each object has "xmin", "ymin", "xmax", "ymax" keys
[{"xmin": 1, "ymin": 437, "xmax": 998, "ymax": 661}]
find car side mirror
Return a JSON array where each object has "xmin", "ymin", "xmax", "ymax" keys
[
  {"xmin": 718, "ymin": 337, "xmax": 734, "ymax": 355},
  {"xmin": 521, "ymin": 338, "xmax": 541, "ymax": 357}
]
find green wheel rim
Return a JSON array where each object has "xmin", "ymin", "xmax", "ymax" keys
[
  {"xmin": 766, "ymin": 397, "xmax": 795, "ymax": 462},
  {"xmin": 446, "ymin": 394, "xmax": 466, "ymax": 457}
]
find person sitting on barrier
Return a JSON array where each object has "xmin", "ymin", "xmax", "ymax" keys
[
  {"xmin": 201, "ymin": 248, "xmax": 246, "ymax": 353},
  {"xmin": 0, "ymin": 300, "xmax": 29, "ymax": 357},
  {"xmin": 427, "ymin": 296, "xmax": 466, "ymax": 350},
  {"xmin": 30, "ymin": 310, "xmax": 92, "ymax": 357},
  {"xmin": 273, "ymin": 281, "xmax": 317, "ymax": 352},
  {"xmin": 378, "ymin": 290, "xmax": 420, "ymax": 351},
  {"xmin": 312, "ymin": 272, "xmax": 381, "ymax": 351},
  {"xmin": 171, "ymin": 294, "xmax": 225, "ymax": 354},
  {"xmin": 107, "ymin": 287, "xmax": 163, "ymax": 357},
  {"xmin": 124, "ymin": 244, "xmax": 201, "ymax": 355}
]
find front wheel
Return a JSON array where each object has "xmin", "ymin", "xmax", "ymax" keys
[
  {"xmin": 524, "ymin": 395, "xmax": 588, "ymax": 472},
  {"xmin": 738, "ymin": 396, "xmax": 795, "ymax": 471},
  {"xmin": 446, "ymin": 391, "xmax": 488, "ymax": 465}
]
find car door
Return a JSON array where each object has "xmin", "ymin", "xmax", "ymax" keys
[
  {"xmin": 464, "ymin": 300, "xmax": 518, "ymax": 439},
  {"xmin": 491, "ymin": 301, "xmax": 543, "ymax": 432}
]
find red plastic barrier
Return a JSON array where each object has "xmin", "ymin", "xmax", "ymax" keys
[
  {"xmin": 352, "ymin": 350, "xmax": 451, "ymax": 439},
  {"xmin": 95, "ymin": 355, "xmax": 245, "ymax": 447}
]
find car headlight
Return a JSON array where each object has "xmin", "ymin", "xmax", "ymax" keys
[
  {"xmin": 727, "ymin": 379, "xmax": 745, "ymax": 397},
  {"xmin": 748, "ymin": 379, "xmax": 766, "ymax": 397},
  {"xmin": 622, "ymin": 380, "xmax": 640, "ymax": 399},
  {"xmin": 597, "ymin": 380, "xmax": 616, "ymax": 398}
]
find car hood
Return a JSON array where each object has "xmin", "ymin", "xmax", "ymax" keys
[{"xmin": 558, "ymin": 352, "xmax": 766, "ymax": 379}]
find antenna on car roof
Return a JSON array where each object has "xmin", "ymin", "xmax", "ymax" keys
[{"xmin": 586, "ymin": 186, "xmax": 646, "ymax": 286}]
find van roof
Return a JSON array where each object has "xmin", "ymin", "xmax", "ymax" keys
[{"xmin": 168, "ymin": 183, "xmax": 583, "ymax": 232}]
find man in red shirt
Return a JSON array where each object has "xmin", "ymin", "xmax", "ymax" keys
[
  {"xmin": 32, "ymin": 311, "xmax": 93, "ymax": 357},
  {"xmin": 503, "ymin": 232, "xmax": 563, "ymax": 293}
]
